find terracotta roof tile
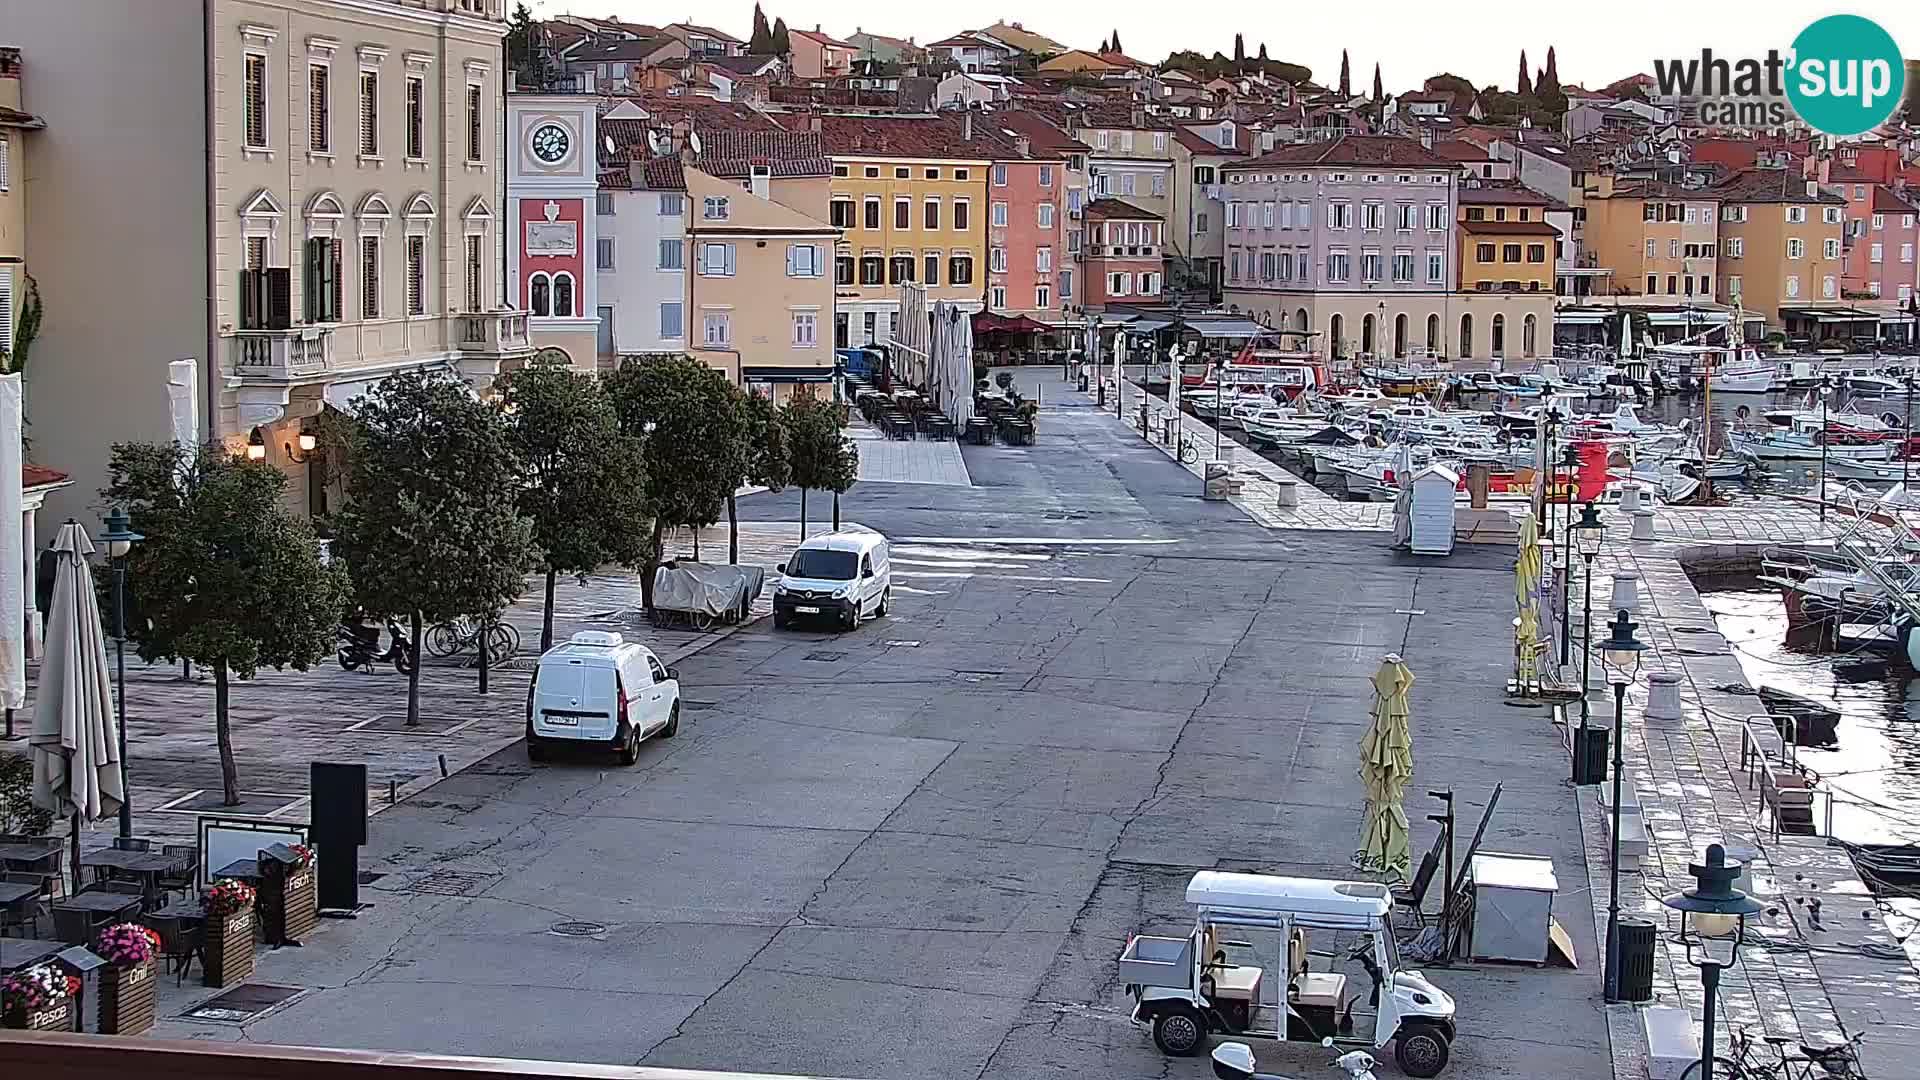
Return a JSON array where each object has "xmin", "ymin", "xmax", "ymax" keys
[
  {"xmin": 1870, "ymin": 186, "xmax": 1920, "ymax": 214},
  {"xmin": 598, "ymin": 167, "xmax": 632, "ymax": 190},
  {"xmin": 995, "ymin": 110, "xmax": 1089, "ymax": 153},
  {"xmin": 811, "ymin": 113, "xmax": 1020, "ymax": 160},
  {"xmin": 1460, "ymin": 219, "xmax": 1561, "ymax": 236},
  {"xmin": 1173, "ymin": 127, "xmax": 1246, "ymax": 156},
  {"xmin": 1083, "ymin": 197, "xmax": 1161, "ymax": 221},
  {"xmin": 1709, "ymin": 167, "xmax": 1845, "ymax": 205},
  {"xmin": 1460, "ymin": 183, "xmax": 1561, "ymax": 208},
  {"xmin": 1428, "ymin": 139, "xmax": 1495, "ymax": 162},
  {"xmin": 636, "ymin": 155, "xmax": 686, "ymax": 191},
  {"xmin": 23, "ymin": 465, "xmax": 69, "ymax": 489},
  {"xmin": 1235, "ymin": 134, "xmax": 1454, "ymax": 170}
]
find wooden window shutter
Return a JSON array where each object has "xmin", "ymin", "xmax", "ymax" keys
[
  {"xmin": 266, "ymin": 267, "xmax": 292, "ymax": 330},
  {"xmin": 239, "ymin": 269, "xmax": 259, "ymax": 330}
]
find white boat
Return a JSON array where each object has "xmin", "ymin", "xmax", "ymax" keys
[
  {"xmin": 1727, "ymin": 415, "xmax": 1897, "ymax": 461},
  {"xmin": 1844, "ymin": 372, "xmax": 1907, "ymax": 397}
]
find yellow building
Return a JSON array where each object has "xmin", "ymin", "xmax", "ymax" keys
[
  {"xmin": 681, "ymin": 165, "xmax": 838, "ymax": 403},
  {"xmin": 1581, "ymin": 177, "xmax": 1720, "ymax": 302},
  {"xmin": 1, "ymin": 48, "xmax": 37, "ymax": 364},
  {"xmin": 1708, "ymin": 167, "xmax": 1849, "ymax": 335},
  {"xmin": 1459, "ymin": 222, "xmax": 1558, "ymax": 293},
  {"xmin": 814, "ymin": 114, "xmax": 995, "ymax": 348}
]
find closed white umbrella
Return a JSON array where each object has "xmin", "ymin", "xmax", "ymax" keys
[{"xmin": 30, "ymin": 521, "xmax": 123, "ymax": 885}]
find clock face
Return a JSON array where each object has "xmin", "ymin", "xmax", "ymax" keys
[{"xmin": 530, "ymin": 123, "xmax": 570, "ymax": 164}]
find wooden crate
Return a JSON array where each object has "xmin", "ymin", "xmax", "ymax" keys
[
  {"xmin": 99, "ymin": 961, "xmax": 157, "ymax": 1036},
  {"xmin": 2, "ymin": 996, "xmax": 77, "ymax": 1032},
  {"xmin": 261, "ymin": 863, "xmax": 318, "ymax": 946},
  {"xmin": 203, "ymin": 909, "xmax": 256, "ymax": 988}
]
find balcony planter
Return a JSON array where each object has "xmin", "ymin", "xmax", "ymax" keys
[
  {"xmin": 93, "ymin": 923, "xmax": 161, "ymax": 1035},
  {"xmin": 203, "ymin": 880, "xmax": 258, "ymax": 988},
  {"xmin": 259, "ymin": 844, "xmax": 318, "ymax": 947},
  {"xmin": 2, "ymin": 963, "xmax": 79, "ymax": 1032}
]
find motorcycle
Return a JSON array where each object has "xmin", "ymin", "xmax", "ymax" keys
[
  {"xmin": 1212, "ymin": 1039, "xmax": 1378, "ymax": 1080},
  {"xmin": 338, "ymin": 616, "xmax": 416, "ymax": 675}
]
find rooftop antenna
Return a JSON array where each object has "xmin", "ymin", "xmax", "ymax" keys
[
  {"xmin": 604, "ymin": 133, "xmax": 617, "ymax": 157},
  {"xmin": 688, "ymin": 129, "xmax": 703, "ymax": 156}
]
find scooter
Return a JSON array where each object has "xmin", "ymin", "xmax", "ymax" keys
[
  {"xmin": 1211, "ymin": 1039, "xmax": 1378, "ymax": 1080},
  {"xmin": 337, "ymin": 617, "xmax": 416, "ymax": 675}
]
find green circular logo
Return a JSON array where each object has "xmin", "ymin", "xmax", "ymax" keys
[{"xmin": 1786, "ymin": 15, "xmax": 1905, "ymax": 137}]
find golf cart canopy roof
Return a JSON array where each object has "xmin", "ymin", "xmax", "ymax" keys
[{"xmin": 1185, "ymin": 871, "xmax": 1392, "ymax": 918}]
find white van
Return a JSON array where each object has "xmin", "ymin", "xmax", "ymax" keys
[
  {"xmin": 772, "ymin": 529, "xmax": 891, "ymax": 631},
  {"xmin": 525, "ymin": 631, "xmax": 680, "ymax": 764}
]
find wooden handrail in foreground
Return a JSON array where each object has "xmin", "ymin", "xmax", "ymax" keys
[{"xmin": 0, "ymin": 1030, "xmax": 861, "ymax": 1080}]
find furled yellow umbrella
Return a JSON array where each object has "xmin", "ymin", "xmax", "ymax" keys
[
  {"xmin": 1353, "ymin": 654, "xmax": 1415, "ymax": 881},
  {"xmin": 1514, "ymin": 513, "xmax": 1544, "ymax": 688}
]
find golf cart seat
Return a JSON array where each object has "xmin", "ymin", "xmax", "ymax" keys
[
  {"xmin": 1209, "ymin": 965, "xmax": 1263, "ymax": 1002},
  {"xmin": 1288, "ymin": 972, "xmax": 1347, "ymax": 1011}
]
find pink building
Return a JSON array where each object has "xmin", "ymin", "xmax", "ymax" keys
[
  {"xmin": 787, "ymin": 27, "xmax": 853, "ymax": 80},
  {"xmin": 1837, "ymin": 178, "xmax": 1919, "ymax": 308},
  {"xmin": 987, "ymin": 146, "xmax": 1067, "ymax": 320},
  {"xmin": 1081, "ymin": 199, "xmax": 1165, "ymax": 313}
]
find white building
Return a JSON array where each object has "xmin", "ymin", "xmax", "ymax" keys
[{"xmin": 596, "ymin": 160, "xmax": 686, "ymax": 357}]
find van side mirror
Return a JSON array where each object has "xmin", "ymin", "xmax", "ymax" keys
[
  {"xmin": 776, "ymin": 562, "xmax": 787, "ymax": 575},
  {"xmin": 862, "ymin": 565, "xmax": 874, "ymax": 578},
  {"xmin": 664, "ymin": 667, "xmax": 679, "ymax": 682}
]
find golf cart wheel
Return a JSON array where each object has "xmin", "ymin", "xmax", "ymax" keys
[
  {"xmin": 1151, "ymin": 1009, "xmax": 1205, "ymax": 1056},
  {"xmin": 1395, "ymin": 1025, "xmax": 1451, "ymax": 1077}
]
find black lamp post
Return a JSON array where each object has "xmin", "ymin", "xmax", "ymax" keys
[
  {"xmin": 1558, "ymin": 441, "xmax": 1580, "ymax": 666},
  {"xmin": 1662, "ymin": 844, "xmax": 1764, "ymax": 1080},
  {"xmin": 1571, "ymin": 503, "xmax": 1605, "ymax": 784},
  {"xmin": 1818, "ymin": 374, "xmax": 1833, "ymax": 522},
  {"xmin": 1600, "ymin": 609, "xmax": 1646, "ymax": 1002},
  {"xmin": 96, "ymin": 508, "xmax": 143, "ymax": 839},
  {"xmin": 1213, "ymin": 354, "xmax": 1227, "ymax": 463}
]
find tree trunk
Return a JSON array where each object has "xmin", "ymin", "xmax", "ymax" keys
[
  {"xmin": 477, "ymin": 617, "xmax": 491, "ymax": 695},
  {"xmin": 639, "ymin": 519, "xmax": 664, "ymax": 614},
  {"xmin": 540, "ymin": 568, "xmax": 557, "ymax": 653},
  {"xmin": 727, "ymin": 493, "xmax": 739, "ymax": 564},
  {"xmin": 799, "ymin": 488, "xmax": 808, "ymax": 542},
  {"xmin": 214, "ymin": 661, "xmax": 239, "ymax": 806},
  {"xmin": 406, "ymin": 609, "xmax": 423, "ymax": 727},
  {"xmin": 833, "ymin": 490, "xmax": 841, "ymax": 530},
  {"xmin": 692, "ymin": 526, "xmax": 700, "ymax": 562}
]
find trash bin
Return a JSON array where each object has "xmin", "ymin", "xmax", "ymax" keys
[
  {"xmin": 1615, "ymin": 918, "xmax": 1657, "ymax": 1002},
  {"xmin": 1572, "ymin": 723, "xmax": 1609, "ymax": 785}
]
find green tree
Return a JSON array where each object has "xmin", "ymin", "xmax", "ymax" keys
[
  {"xmin": 505, "ymin": 3, "xmax": 553, "ymax": 90},
  {"xmin": 1109, "ymin": 30, "xmax": 1122, "ymax": 54},
  {"xmin": 603, "ymin": 356, "xmax": 749, "ymax": 612},
  {"xmin": 1372, "ymin": 63, "xmax": 1383, "ymax": 103},
  {"xmin": 0, "ymin": 275, "xmax": 42, "ymax": 376},
  {"xmin": 1543, "ymin": 46, "xmax": 1559, "ymax": 91},
  {"xmin": 1518, "ymin": 50, "xmax": 1531, "ymax": 95},
  {"xmin": 747, "ymin": 3, "xmax": 774, "ymax": 54},
  {"xmin": 783, "ymin": 393, "xmax": 857, "ymax": 538},
  {"xmin": 730, "ymin": 390, "xmax": 790, "ymax": 564},
  {"xmin": 495, "ymin": 363, "xmax": 650, "ymax": 652},
  {"xmin": 331, "ymin": 370, "xmax": 534, "ymax": 725},
  {"xmin": 1339, "ymin": 50, "xmax": 1351, "ymax": 97},
  {"xmin": 771, "ymin": 17, "xmax": 790, "ymax": 56},
  {"xmin": 1424, "ymin": 72, "xmax": 1477, "ymax": 102},
  {"xmin": 105, "ymin": 443, "xmax": 347, "ymax": 805},
  {"xmin": 1232, "ymin": 34, "xmax": 1244, "ymax": 66}
]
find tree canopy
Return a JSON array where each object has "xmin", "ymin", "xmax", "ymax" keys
[
  {"xmin": 1339, "ymin": 50, "xmax": 1351, "ymax": 97},
  {"xmin": 783, "ymin": 393, "xmax": 857, "ymax": 537},
  {"xmin": 505, "ymin": 3, "xmax": 553, "ymax": 90},
  {"xmin": 105, "ymin": 441, "xmax": 347, "ymax": 803},
  {"xmin": 747, "ymin": 3, "xmax": 774, "ymax": 54},
  {"xmin": 1232, "ymin": 34, "xmax": 1244, "ymax": 65},
  {"xmin": 770, "ymin": 17, "xmax": 790, "ymax": 56}
]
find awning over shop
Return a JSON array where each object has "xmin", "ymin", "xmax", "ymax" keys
[
  {"xmin": 1118, "ymin": 317, "xmax": 1177, "ymax": 333},
  {"xmin": 1780, "ymin": 305, "xmax": 1882, "ymax": 323},
  {"xmin": 971, "ymin": 311, "xmax": 1050, "ymax": 334},
  {"xmin": 743, "ymin": 366, "xmax": 835, "ymax": 383},
  {"xmin": 1646, "ymin": 310, "xmax": 1734, "ymax": 326},
  {"xmin": 1553, "ymin": 310, "xmax": 1609, "ymax": 325},
  {"xmin": 1178, "ymin": 316, "xmax": 1268, "ymax": 338}
]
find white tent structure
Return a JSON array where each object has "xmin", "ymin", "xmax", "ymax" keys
[
  {"xmin": 927, "ymin": 301, "xmax": 975, "ymax": 428},
  {"xmin": 31, "ymin": 522, "xmax": 124, "ymax": 887}
]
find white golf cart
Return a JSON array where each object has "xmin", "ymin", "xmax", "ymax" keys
[{"xmin": 1120, "ymin": 871, "xmax": 1456, "ymax": 1077}]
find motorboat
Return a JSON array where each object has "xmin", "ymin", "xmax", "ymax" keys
[
  {"xmin": 1730, "ymin": 412, "xmax": 1897, "ymax": 461},
  {"xmin": 1362, "ymin": 366, "xmax": 1450, "ymax": 398},
  {"xmin": 1844, "ymin": 372, "xmax": 1908, "ymax": 397},
  {"xmin": 1754, "ymin": 685, "xmax": 1841, "ymax": 747},
  {"xmin": 1710, "ymin": 360, "xmax": 1779, "ymax": 393}
]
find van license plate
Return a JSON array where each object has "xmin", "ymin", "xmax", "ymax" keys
[
  {"xmin": 544, "ymin": 715, "xmax": 578, "ymax": 726},
  {"xmin": 795, "ymin": 605, "xmax": 820, "ymax": 614}
]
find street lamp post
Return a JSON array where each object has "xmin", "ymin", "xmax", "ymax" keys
[
  {"xmin": 1662, "ymin": 844, "xmax": 1765, "ymax": 1080},
  {"xmin": 1571, "ymin": 504, "xmax": 1606, "ymax": 784},
  {"xmin": 1214, "ymin": 355, "xmax": 1226, "ymax": 463},
  {"xmin": 1600, "ymin": 609, "xmax": 1647, "ymax": 1002},
  {"xmin": 1819, "ymin": 375, "xmax": 1833, "ymax": 522},
  {"xmin": 1558, "ymin": 441, "xmax": 1580, "ymax": 667},
  {"xmin": 96, "ymin": 508, "xmax": 143, "ymax": 839}
]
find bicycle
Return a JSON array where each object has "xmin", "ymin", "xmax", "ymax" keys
[
  {"xmin": 1680, "ymin": 1027, "xmax": 1864, "ymax": 1079},
  {"xmin": 425, "ymin": 615, "xmax": 519, "ymax": 665}
]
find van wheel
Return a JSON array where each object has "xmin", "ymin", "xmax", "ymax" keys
[
  {"xmin": 876, "ymin": 588, "xmax": 890, "ymax": 617},
  {"xmin": 527, "ymin": 741, "xmax": 546, "ymax": 763},
  {"xmin": 662, "ymin": 703, "xmax": 681, "ymax": 739},
  {"xmin": 843, "ymin": 606, "xmax": 859, "ymax": 632},
  {"xmin": 1151, "ymin": 1008, "xmax": 1205, "ymax": 1056},
  {"xmin": 1395, "ymin": 1024, "xmax": 1450, "ymax": 1078},
  {"xmin": 773, "ymin": 611, "xmax": 788, "ymax": 630},
  {"xmin": 618, "ymin": 735, "xmax": 641, "ymax": 766}
]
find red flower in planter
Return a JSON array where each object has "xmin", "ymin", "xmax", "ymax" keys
[
  {"xmin": 95, "ymin": 922, "xmax": 158, "ymax": 968},
  {"xmin": 1, "ymin": 963, "xmax": 73, "ymax": 1011},
  {"xmin": 204, "ymin": 879, "xmax": 257, "ymax": 917}
]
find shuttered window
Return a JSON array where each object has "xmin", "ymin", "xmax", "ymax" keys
[
  {"xmin": 465, "ymin": 235, "xmax": 483, "ymax": 310},
  {"xmin": 361, "ymin": 237, "xmax": 381, "ymax": 318},
  {"xmin": 359, "ymin": 71, "xmax": 379, "ymax": 155},
  {"xmin": 303, "ymin": 237, "xmax": 342, "ymax": 322},
  {"xmin": 0, "ymin": 133, "xmax": 10, "ymax": 192},
  {"xmin": 244, "ymin": 54, "xmax": 268, "ymax": 148},
  {"xmin": 308, "ymin": 64, "xmax": 330, "ymax": 152},
  {"xmin": 405, "ymin": 235, "xmax": 425, "ymax": 315},
  {"xmin": 405, "ymin": 76, "xmax": 424, "ymax": 159},
  {"xmin": 0, "ymin": 268, "xmax": 13, "ymax": 356},
  {"xmin": 466, "ymin": 84, "xmax": 483, "ymax": 161},
  {"xmin": 245, "ymin": 237, "xmax": 267, "ymax": 271}
]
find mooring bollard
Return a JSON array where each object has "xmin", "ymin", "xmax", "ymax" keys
[
  {"xmin": 1611, "ymin": 572, "xmax": 1641, "ymax": 613},
  {"xmin": 1619, "ymin": 482, "xmax": 1642, "ymax": 513},
  {"xmin": 1631, "ymin": 508, "xmax": 1656, "ymax": 541},
  {"xmin": 1646, "ymin": 671, "xmax": 1682, "ymax": 721},
  {"xmin": 1274, "ymin": 479, "xmax": 1299, "ymax": 509}
]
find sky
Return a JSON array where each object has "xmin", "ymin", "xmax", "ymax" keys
[{"xmin": 534, "ymin": 1, "xmax": 1920, "ymax": 95}]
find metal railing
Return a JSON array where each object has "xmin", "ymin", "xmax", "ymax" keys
[{"xmin": 1737, "ymin": 715, "xmax": 1833, "ymax": 840}]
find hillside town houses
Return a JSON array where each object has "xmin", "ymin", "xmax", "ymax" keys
[{"xmin": 9, "ymin": 2, "xmax": 1920, "ymax": 531}]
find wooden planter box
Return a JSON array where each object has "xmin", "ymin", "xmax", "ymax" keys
[
  {"xmin": 261, "ymin": 863, "xmax": 318, "ymax": 946},
  {"xmin": 99, "ymin": 960, "xmax": 157, "ymax": 1035},
  {"xmin": 203, "ymin": 908, "xmax": 256, "ymax": 988},
  {"xmin": 2, "ymin": 996, "xmax": 77, "ymax": 1032}
]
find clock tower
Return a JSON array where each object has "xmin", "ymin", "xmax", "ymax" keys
[{"xmin": 505, "ymin": 93, "xmax": 600, "ymax": 369}]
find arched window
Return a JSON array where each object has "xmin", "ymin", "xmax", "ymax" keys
[
  {"xmin": 1361, "ymin": 314, "xmax": 1375, "ymax": 356},
  {"xmin": 1523, "ymin": 314, "xmax": 1538, "ymax": 357},
  {"xmin": 1329, "ymin": 313, "xmax": 1346, "ymax": 360},
  {"xmin": 553, "ymin": 272, "xmax": 576, "ymax": 318},
  {"xmin": 1459, "ymin": 313, "xmax": 1473, "ymax": 358},
  {"xmin": 529, "ymin": 272, "xmax": 551, "ymax": 316},
  {"xmin": 1295, "ymin": 308, "xmax": 1309, "ymax": 333},
  {"xmin": 1491, "ymin": 313, "xmax": 1506, "ymax": 357},
  {"xmin": 1394, "ymin": 313, "xmax": 1408, "ymax": 358},
  {"xmin": 1426, "ymin": 314, "xmax": 1440, "ymax": 353}
]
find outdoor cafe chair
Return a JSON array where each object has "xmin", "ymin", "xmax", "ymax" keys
[{"xmin": 158, "ymin": 845, "xmax": 198, "ymax": 898}]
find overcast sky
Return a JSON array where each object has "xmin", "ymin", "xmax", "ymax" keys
[{"xmin": 537, "ymin": 1, "xmax": 1920, "ymax": 94}]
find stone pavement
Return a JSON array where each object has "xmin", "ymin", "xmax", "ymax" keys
[
  {"xmin": 1542, "ymin": 505, "xmax": 1919, "ymax": 1080},
  {"xmin": 6, "ymin": 520, "xmax": 819, "ymax": 853},
  {"xmin": 849, "ymin": 421, "xmax": 972, "ymax": 487}
]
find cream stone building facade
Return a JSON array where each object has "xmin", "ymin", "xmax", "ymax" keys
[{"xmin": 4, "ymin": 0, "xmax": 527, "ymax": 526}]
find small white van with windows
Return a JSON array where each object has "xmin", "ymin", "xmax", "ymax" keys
[
  {"xmin": 771, "ymin": 529, "xmax": 891, "ymax": 631},
  {"xmin": 525, "ymin": 631, "xmax": 680, "ymax": 764}
]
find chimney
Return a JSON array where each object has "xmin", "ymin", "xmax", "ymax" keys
[
  {"xmin": 963, "ymin": 110, "xmax": 973, "ymax": 141},
  {"xmin": 750, "ymin": 161, "xmax": 771, "ymax": 200},
  {"xmin": 1418, "ymin": 129, "xmax": 1432, "ymax": 149},
  {"xmin": 1805, "ymin": 178, "xmax": 1818, "ymax": 199},
  {"xmin": 810, "ymin": 111, "xmax": 822, "ymax": 132},
  {"xmin": 1015, "ymin": 135, "xmax": 1031, "ymax": 158}
]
